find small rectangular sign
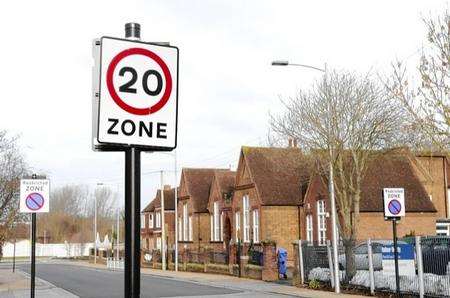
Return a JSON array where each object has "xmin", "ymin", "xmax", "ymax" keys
[
  {"xmin": 19, "ymin": 179, "xmax": 50, "ymax": 213},
  {"xmin": 383, "ymin": 188, "xmax": 405, "ymax": 218},
  {"xmin": 382, "ymin": 244, "xmax": 415, "ymax": 276}
]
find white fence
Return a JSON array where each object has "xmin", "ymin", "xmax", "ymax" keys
[
  {"xmin": 2, "ymin": 240, "xmax": 93, "ymax": 258},
  {"xmin": 106, "ymin": 257, "xmax": 124, "ymax": 270}
]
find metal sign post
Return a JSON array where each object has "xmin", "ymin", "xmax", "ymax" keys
[
  {"xmin": 19, "ymin": 174, "xmax": 50, "ymax": 298},
  {"xmin": 125, "ymin": 146, "xmax": 141, "ymax": 297},
  {"xmin": 392, "ymin": 218, "xmax": 400, "ymax": 295},
  {"xmin": 383, "ymin": 188, "xmax": 405, "ymax": 296},
  {"xmin": 92, "ymin": 23, "xmax": 179, "ymax": 298}
]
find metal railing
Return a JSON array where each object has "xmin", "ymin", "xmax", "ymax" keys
[{"xmin": 297, "ymin": 236, "xmax": 450, "ymax": 297}]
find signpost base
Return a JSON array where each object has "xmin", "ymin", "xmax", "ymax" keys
[{"xmin": 31, "ymin": 213, "xmax": 36, "ymax": 298}]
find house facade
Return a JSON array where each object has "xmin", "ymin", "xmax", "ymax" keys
[
  {"xmin": 206, "ymin": 170, "xmax": 236, "ymax": 252},
  {"xmin": 140, "ymin": 186, "xmax": 176, "ymax": 251},
  {"xmin": 177, "ymin": 168, "xmax": 226, "ymax": 251},
  {"xmin": 300, "ymin": 151, "xmax": 438, "ymax": 244},
  {"xmin": 231, "ymin": 146, "xmax": 311, "ymax": 262}
]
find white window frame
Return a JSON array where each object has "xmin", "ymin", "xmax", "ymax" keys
[
  {"xmin": 243, "ymin": 195, "xmax": 250, "ymax": 243},
  {"xmin": 213, "ymin": 202, "xmax": 220, "ymax": 241},
  {"xmin": 183, "ymin": 203, "xmax": 188, "ymax": 241},
  {"xmin": 235, "ymin": 211, "xmax": 240, "ymax": 241},
  {"xmin": 156, "ymin": 237, "xmax": 161, "ymax": 250},
  {"xmin": 317, "ymin": 200, "xmax": 327, "ymax": 246},
  {"xmin": 306, "ymin": 214, "xmax": 313, "ymax": 243},
  {"xmin": 220, "ymin": 211, "xmax": 224, "ymax": 241},
  {"xmin": 149, "ymin": 213, "xmax": 154, "ymax": 229},
  {"xmin": 210, "ymin": 214, "xmax": 214, "ymax": 241},
  {"xmin": 178, "ymin": 216, "xmax": 182, "ymax": 239},
  {"xmin": 156, "ymin": 211, "xmax": 161, "ymax": 228},
  {"xmin": 188, "ymin": 216, "xmax": 193, "ymax": 241},
  {"xmin": 141, "ymin": 214, "xmax": 145, "ymax": 229},
  {"xmin": 252, "ymin": 209, "xmax": 259, "ymax": 243}
]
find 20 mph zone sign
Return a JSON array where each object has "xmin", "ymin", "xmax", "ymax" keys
[
  {"xmin": 383, "ymin": 188, "xmax": 405, "ymax": 218},
  {"xmin": 93, "ymin": 37, "xmax": 178, "ymax": 150}
]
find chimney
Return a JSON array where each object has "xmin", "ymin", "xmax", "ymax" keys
[
  {"xmin": 288, "ymin": 138, "xmax": 293, "ymax": 147},
  {"xmin": 293, "ymin": 139, "xmax": 298, "ymax": 148},
  {"xmin": 164, "ymin": 184, "xmax": 171, "ymax": 190}
]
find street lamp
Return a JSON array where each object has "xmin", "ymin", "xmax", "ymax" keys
[{"xmin": 271, "ymin": 60, "xmax": 340, "ymax": 294}]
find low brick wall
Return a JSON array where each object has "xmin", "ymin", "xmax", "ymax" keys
[{"xmin": 243, "ymin": 264, "xmax": 263, "ymax": 279}]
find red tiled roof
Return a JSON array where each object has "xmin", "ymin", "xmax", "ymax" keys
[
  {"xmin": 242, "ymin": 146, "xmax": 312, "ymax": 206},
  {"xmin": 182, "ymin": 168, "xmax": 228, "ymax": 212},
  {"xmin": 312, "ymin": 152, "xmax": 436, "ymax": 213},
  {"xmin": 215, "ymin": 170, "xmax": 236, "ymax": 194}
]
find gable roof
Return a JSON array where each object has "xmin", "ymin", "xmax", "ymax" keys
[
  {"xmin": 311, "ymin": 152, "xmax": 436, "ymax": 213},
  {"xmin": 142, "ymin": 200, "xmax": 155, "ymax": 213},
  {"xmin": 182, "ymin": 168, "xmax": 227, "ymax": 212},
  {"xmin": 215, "ymin": 170, "xmax": 236, "ymax": 194},
  {"xmin": 142, "ymin": 187, "xmax": 177, "ymax": 212},
  {"xmin": 153, "ymin": 187, "xmax": 177, "ymax": 210},
  {"xmin": 241, "ymin": 146, "xmax": 312, "ymax": 206}
]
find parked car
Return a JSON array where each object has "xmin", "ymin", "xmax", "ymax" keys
[
  {"xmin": 420, "ymin": 236, "xmax": 450, "ymax": 275},
  {"xmin": 338, "ymin": 240, "xmax": 407, "ymax": 271}
]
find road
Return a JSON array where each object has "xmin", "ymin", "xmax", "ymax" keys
[{"xmin": 17, "ymin": 263, "xmax": 240, "ymax": 298}]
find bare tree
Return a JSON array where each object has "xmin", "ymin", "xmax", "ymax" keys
[
  {"xmin": 386, "ymin": 10, "xmax": 449, "ymax": 149},
  {"xmin": 51, "ymin": 184, "xmax": 89, "ymax": 216},
  {"xmin": 0, "ymin": 131, "xmax": 28, "ymax": 259},
  {"xmin": 271, "ymin": 70, "xmax": 406, "ymax": 279}
]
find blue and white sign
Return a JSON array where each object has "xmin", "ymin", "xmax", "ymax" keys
[
  {"xmin": 383, "ymin": 188, "xmax": 405, "ymax": 218},
  {"xmin": 382, "ymin": 243, "xmax": 415, "ymax": 276}
]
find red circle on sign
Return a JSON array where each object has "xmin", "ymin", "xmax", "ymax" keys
[{"xmin": 106, "ymin": 48, "xmax": 172, "ymax": 116}]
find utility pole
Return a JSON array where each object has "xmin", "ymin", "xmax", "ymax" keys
[{"xmin": 161, "ymin": 171, "xmax": 166, "ymax": 271}]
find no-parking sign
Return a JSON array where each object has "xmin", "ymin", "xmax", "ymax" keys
[
  {"xmin": 383, "ymin": 188, "xmax": 405, "ymax": 218},
  {"xmin": 92, "ymin": 37, "xmax": 178, "ymax": 150},
  {"xmin": 19, "ymin": 179, "xmax": 50, "ymax": 213}
]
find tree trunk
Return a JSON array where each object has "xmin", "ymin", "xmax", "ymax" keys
[{"xmin": 343, "ymin": 238, "xmax": 356, "ymax": 282}]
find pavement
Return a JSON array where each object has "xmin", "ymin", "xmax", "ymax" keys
[
  {"xmin": 0, "ymin": 268, "xmax": 77, "ymax": 298},
  {"xmin": 0, "ymin": 260, "xmax": 366, "ymax": 297}
]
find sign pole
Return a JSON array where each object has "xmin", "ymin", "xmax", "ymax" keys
[
  {"xmin": 31, "ymin": 212, "xmax": 36, "ymax": 298},
  {"xmin": 30, "ymin": 173, "xmax": 37, "ymax": 298},
  {"xmin": 392, "ymin": 218, "xmax": 400, "ymax": 295},
  {"xmin": 124, "ymin": 147, "xmax": 141, "ymax": 298}
]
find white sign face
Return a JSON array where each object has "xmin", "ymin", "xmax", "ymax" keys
[
  {"xmin": 19, "ymin": 179, "xmax": 50, "ymax": 213},
  {"xmin": 95, "ymin": 37, "xmax": 178, "ymax": 149},
  {"xmin": 383, "ymin": 188, "xmax": 405, "ymax": 218}
]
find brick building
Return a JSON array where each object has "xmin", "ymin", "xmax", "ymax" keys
[
  {"xmin": 411, "ymin": 152, "xmax": 450, "ymax": 235},
  {"xmin": 177, "ymin": 168, "xmax": 226, "ymax": 251},
  {"xmin": 300, "ymin": 151, "xmax": 438, "ymax": 244},
  {"xmin": 140, "ymin": 186, "xmax": 176, "ymax": 251},
  {"xmin": 206, "ymin": 170, "xmax": 236, "ymax": 252},
  {"xmin": 231, "ymin": 146, "xmax": 311, "ymax": 262}
]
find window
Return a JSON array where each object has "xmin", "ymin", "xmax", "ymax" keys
[
  {"xmin": 317, "ymin": 200, "xmax": 327, "ymax": 246},
  {"xmin": 213, "ymin": 202, "xmax": 220, "ymax": 241},
  {"xmin": 252, "ymin": 209, "xmax": 259, "ymax": 243},
  {"xmin": 210, "ymin": 214, "xmax": 214, "ymax": 241},
  {"xmin": 235, "ymin": 211, "xmax": 240, "ymax": 241},
  {"xmin": 220, "ymin": 212, "xmax": 224, "ymax": 241},
  {"xmin": 188, "ymin": 216, "xmax": 193, "ymax": 241},
  {"xmin": 149, "ymin": 213, "xmax": 154, "ymax": 229},
  {"xmin": 183, "ymin": 203, "xmax": 188, "ymax": 241},
  {"xmin": 243, "ymin": 195, "xmax": 250, "ymax": 243},
  {"xmin": 178, "ymin": 217, "xmax": 182, "ymax": 240},
  {"xmin": 156, "ymin": 237, "xmax": 161, "ymax": 250},
  {"xmin": 156, "ymin": 211, "xmax": 161, "ymax": 228},
  {"xmin": 141, "ymin": 215, "xmax": 145, "ymax": 229},
  {"xmin": 306, "ymin": 214, "xmax": 313, "ymax": 243}
]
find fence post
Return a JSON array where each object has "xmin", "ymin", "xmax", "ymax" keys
[
  {"xmin": 298, "ymin": 240, "xmax": 305, "ymax": 284},
  {"xmin": 327, "ymin": 240, "xmax": 335, "ymax": 288},
  {"xmin": 367, "ymin": 239, "xmax": 375, "ymax": 295},
  {"xmin": 415, "ymin": 236, "xmax": 424, "ymax": 298}
]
